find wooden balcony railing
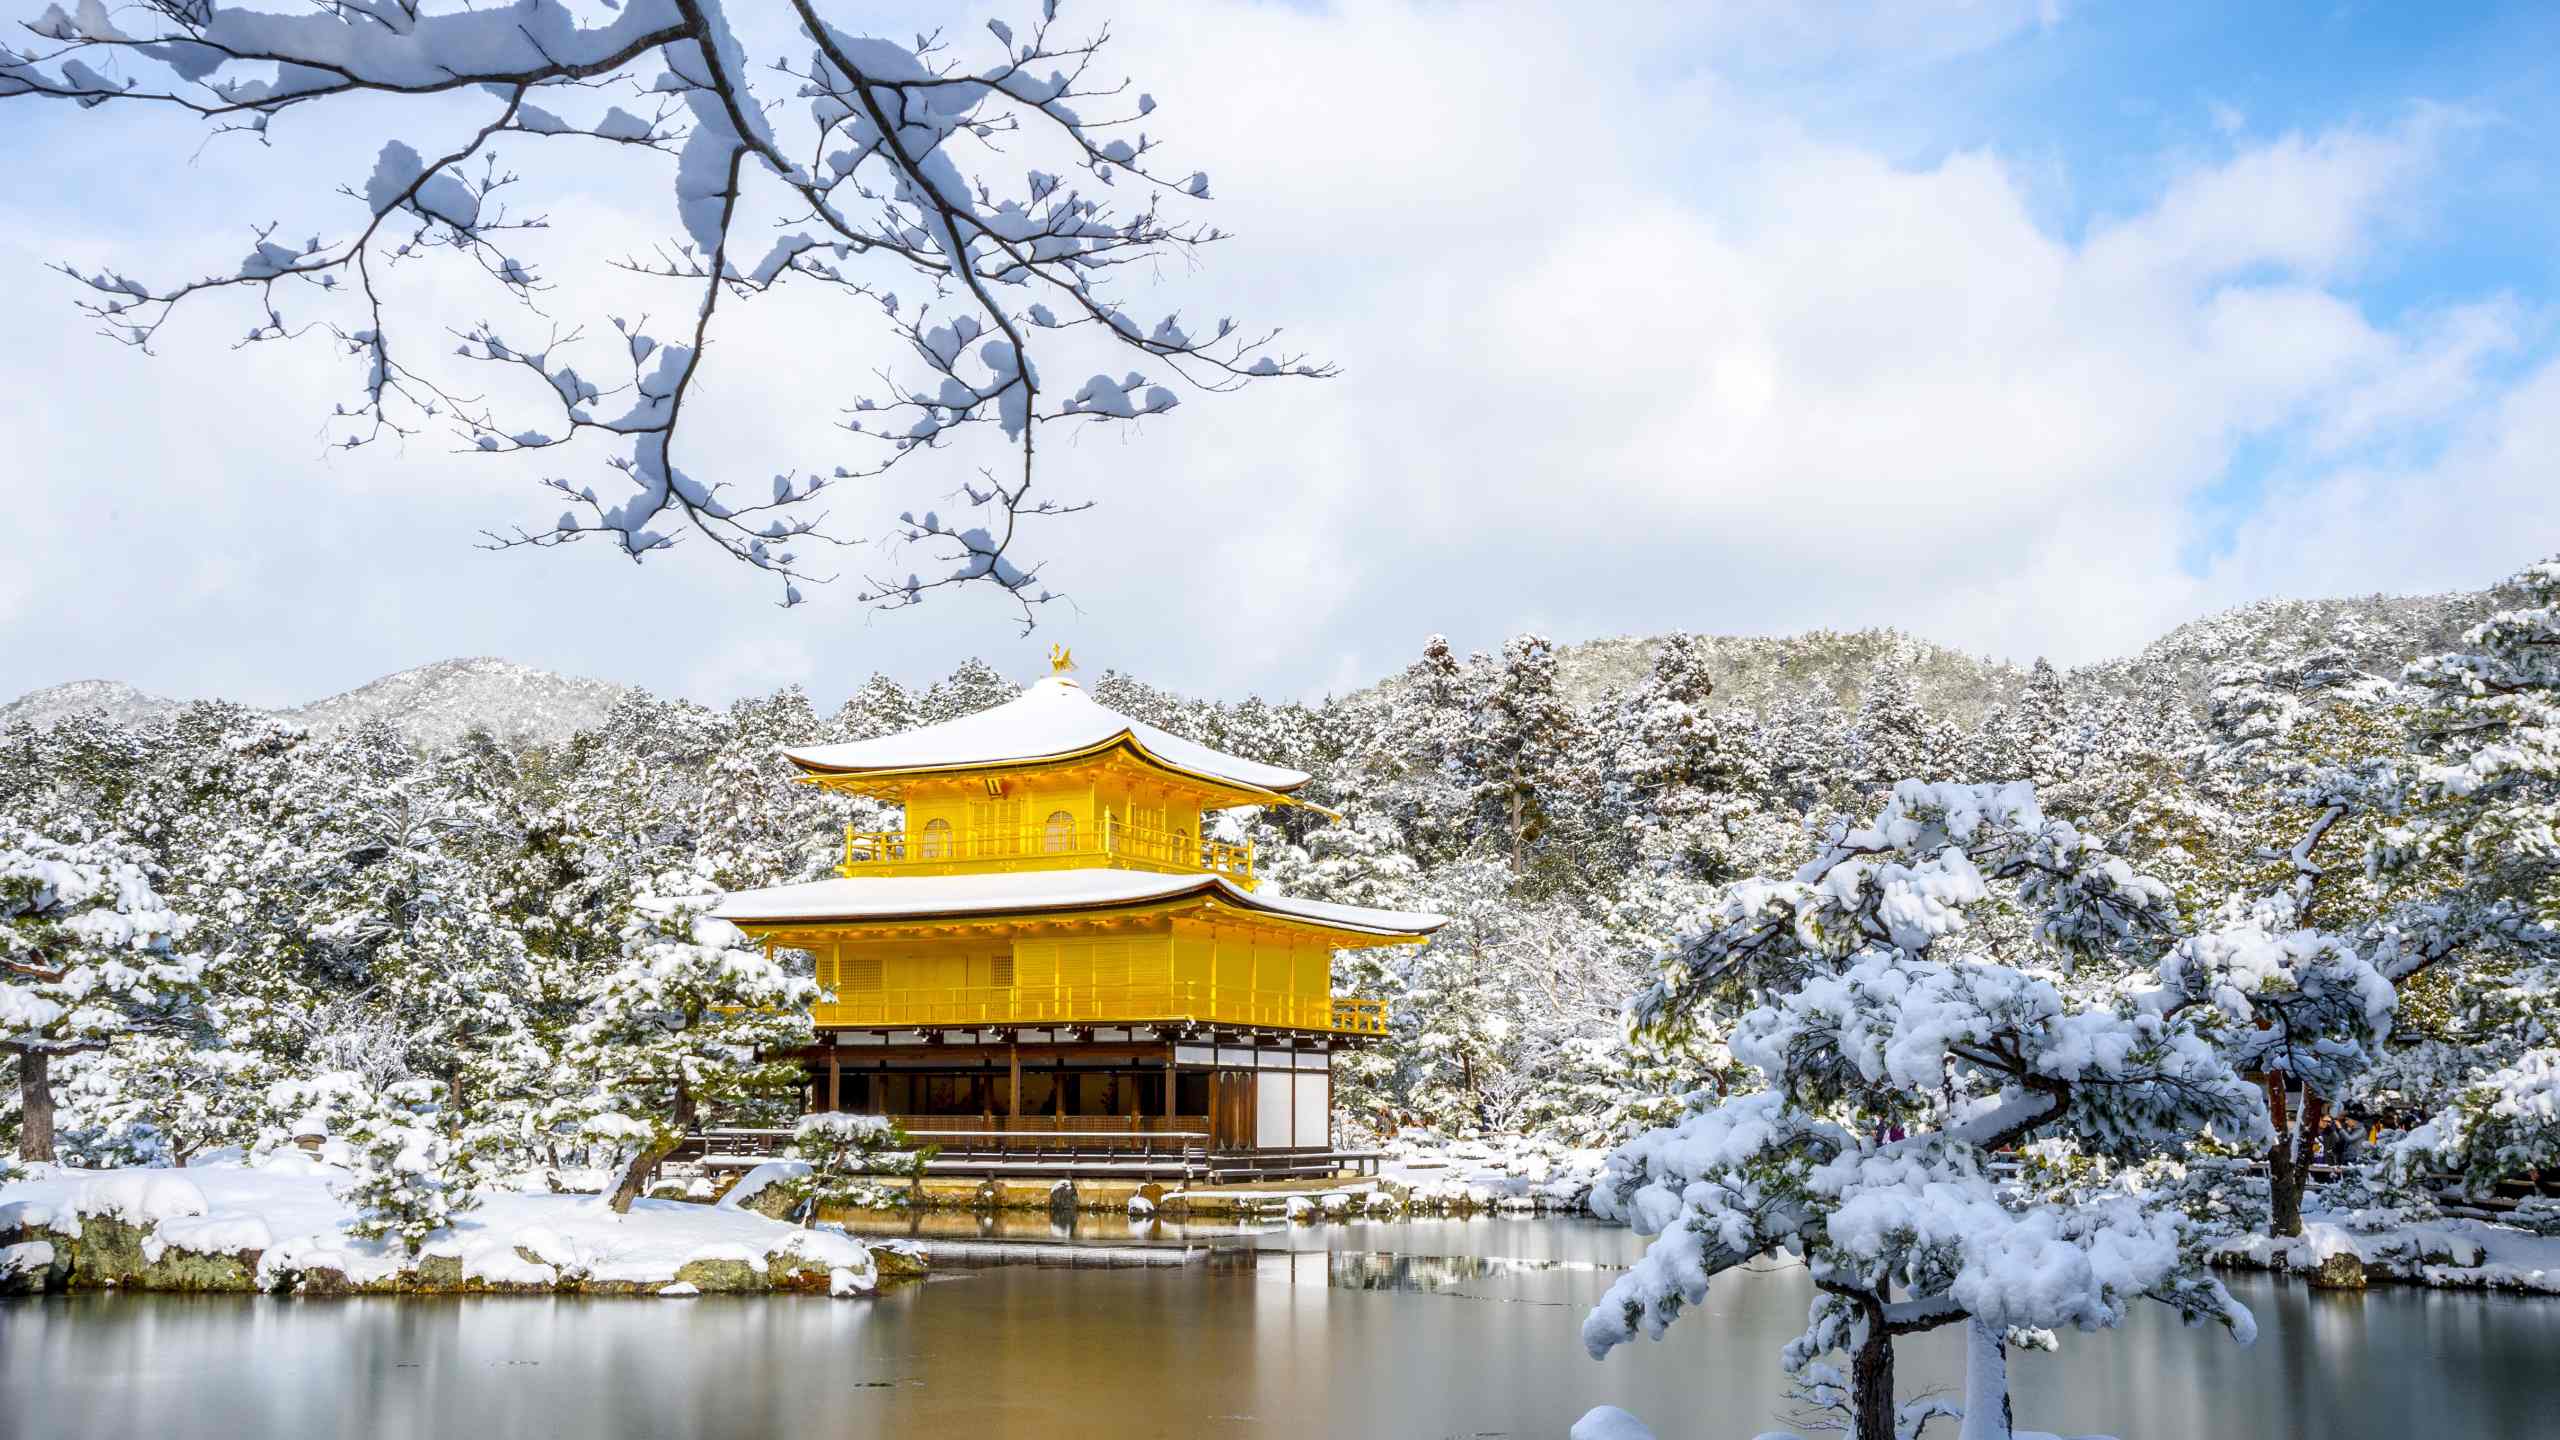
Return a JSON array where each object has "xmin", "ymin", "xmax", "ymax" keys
[
  {"xmin": 812, "ymin": 980, "xmax": 1386, "ymax": 1035},
  {"xmin": 838, "ymin": 816, "xmax": 1253, "ymax": 885}
]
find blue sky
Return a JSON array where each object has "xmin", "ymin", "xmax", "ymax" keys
[{"xmin": 1, "ymin": 0, "xmax": 2555, "ymax": 710}]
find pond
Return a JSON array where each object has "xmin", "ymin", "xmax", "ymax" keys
[{"xmin": 7, "ymin": 1215, "xmax": 2557, "ymax": 1439}]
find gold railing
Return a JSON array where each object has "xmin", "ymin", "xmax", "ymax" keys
[
  {"xmin": 838, "ymin": 817, "xmax": 1253, "ymax": 884},
  {"xmin": 812, "ymin": 980, "xmax": 1384, "ymax": 1035},
  {"xmin": 1329, "ymin": 997, "xmax": 1388, "ymax": 1036}
]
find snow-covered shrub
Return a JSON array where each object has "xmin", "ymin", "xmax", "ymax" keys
[
  {"xmin": 781, "ymin": 1113, "xmax": 929, "ymax": 1221},
  {"xmin": 61, "ymin": 1037, "xmax": 262, "ymax": 1167},
  {"xmin": 2395, "ymin": 1048, "xmax": 2560, "ymax": 1195},
  {"xmin": 332, "ymin": 1079, "xmax": 481, "ymax": 1255},
  {"xmin": 2510, "ymin": 1196, "xmax": 2560, "ymax": 1238}
]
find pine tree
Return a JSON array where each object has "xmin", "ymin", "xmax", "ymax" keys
[
  {"xmin": 566, "ymin": 906, "xmax": 818, "ymax": 1212},
  {"xmin": 1851, "ymin": 643, "xmax": 1952, "ymax": 793},
  {"xmin": 2, "ymin": 826, "xmax": 201, "ymax": 1161},
  {"xmin": 832, "ymin": 673, "xmax": 918, "ymax": 741},
  {"xmin": 1586, "ymin": 782, "xmax": 2272, "ymax": 1440},
  {"xmin": 1459, "ymin": 634, "xmax": 1582, "ymax": 874},
  {"xmin": 332, "ymin": 1077, "xmax": 481, "ymax": 1255},
  {"xmin": 916, "ymin": 659, "xmax": 1019, "ymax": 723}
]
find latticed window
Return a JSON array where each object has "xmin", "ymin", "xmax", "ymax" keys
[
  {"xmin": 1172, "ymin": 826, "xmax": 1192, "ymax": 865},
  {"xmin": 843, "ymin": 952, "xmax": 884, "ymax": 991},
  {"xmin": 919, "ymin": 817, "xmax": 953, "ymax": 859},
  {"xmin": 1043, "ymin": 810, "xmax": 1077, "ymax": 853},
  {"xmin": 990, "ymin": 951, "xmax": 1016, "ymax": 988}
]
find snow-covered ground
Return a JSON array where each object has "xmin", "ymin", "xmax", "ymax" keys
[
  {"xmin": 2209, "ymin": 1209, "xmax": 2560, "ymax": 1294},
  {"xmin": 0, "ymin": 1151, "xmax": 907, "ymax": 1297},
  {"xmin": 1379, "ymin": 1132, "xmax": 1610, "ymax": 1213}
]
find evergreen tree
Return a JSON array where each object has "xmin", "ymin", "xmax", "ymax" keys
[
  {"xmin": 1459, "ymin": 634, "xmax": 1582, "ymax": 873},
  {"xmin": 332, "ymin": 1076, "xmax": 481, "ymax": 1254},
  {"xmin": 566, "ymin": 906, "xmax": 818, "ymax": 1212},
  {"xmin": 1586, "ymin": 782, "xmax": 2271, "ymax": 1440},
  {"xmin": 2, "ymin": 826, "xmax": 201, "ymax": 1161}
]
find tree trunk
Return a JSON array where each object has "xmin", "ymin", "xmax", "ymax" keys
[
  {"xmin": 605, "ymin": 1078, "xmax": 697, "ymax": 1215},
  {"xmin": 1507, "ymin": 790, "xmax": 1525, "ymax": 873},
  {"xmin": 1850, "ymin": 1318, "xmax": 1896, "ymax": 1440},
  {"xmin": 17, "ymin": 1048, "xmax": 55, "ymax": 1164},
  {"xmin": 1958, "ymin": 1317, "xmax": 2012, "ymax": 1440},
  {"xmin": 603, "ymin": 1136, "xmax": 675, "ymax": 1215},
  {"xmin": 2263, "ymin": 1077, "xmax": 2322, "ymax": 1239}
]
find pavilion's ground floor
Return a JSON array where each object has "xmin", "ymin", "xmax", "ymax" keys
[{"xmin": 784, "ymin": 1024, "xmax": 1352, "ymax": 1153}]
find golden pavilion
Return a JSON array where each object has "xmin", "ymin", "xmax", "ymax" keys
[{"xmin": 709, "ymin": 651, "xmax": 1443, "ymax": 1176}]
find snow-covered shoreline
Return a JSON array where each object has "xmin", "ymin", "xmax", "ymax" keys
[
  {"xmin": 0, "ymin": 1153, "xmax": 922, "ymax": 1298},
  {"xmin": 2206, "ymin": 1210, "xmax": 2560, "ymax": 1295}
]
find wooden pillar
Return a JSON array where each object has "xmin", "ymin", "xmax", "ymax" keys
[
  {"xmin": 826, "ymin": 1048, "xmax": 840, "ymax": 1113},
  {"xmin": 1008, "ymin": 1040, "xmax": 1022, "ymax": 1123},
  {"xmin": 1165, "ymin": 1043, "xmax": 1177, "ymax": 1122}
]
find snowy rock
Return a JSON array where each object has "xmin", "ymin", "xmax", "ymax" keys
[
  {"xmin": 2309, "ymin": 1250, "xmax": 2368, "ymax": 1290},
  {"xmin": 1569, "ymin": 1406, "xmax": 1657, "ymax": 1440}
]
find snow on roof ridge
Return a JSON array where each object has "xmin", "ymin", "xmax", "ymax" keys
[
  {"xmin": 709, "ymin": 867, "xmax": 1444, "ymax": 937},
  {"xmin": 782, "ymin": 673, "xmax": 1311, "ymax": 795}
]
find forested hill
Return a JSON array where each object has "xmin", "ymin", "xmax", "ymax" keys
[
  {"xmin": 0, "ymin": 587, "xmax": 2497, "ymax": 744},
  {"xmin": 1538, "ymin": 587, "xmax": 2498, "ymax": 725},
  {"xmin": 2, "ymin": 559, "xmax": 2549, "ymax": 1164}
]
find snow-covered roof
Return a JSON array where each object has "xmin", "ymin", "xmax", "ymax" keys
[
  {"xmin": 710, "ymin": 868, "xmax": 1444, "ymax": 940},
  {"xmin": 783, "ymin": 675, "xmax": 1310, "ymax": 797}
]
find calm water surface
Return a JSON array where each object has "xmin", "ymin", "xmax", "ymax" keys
[{"xmin": 6, "ymin": 1215, "xmax": 2556, "ymax": 1439}]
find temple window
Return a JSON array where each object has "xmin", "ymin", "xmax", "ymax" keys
[
  {"xmin": 1044, "ymin": 810, "xmax": 1077, "ymax": 853},
  {"xmin": 919, "ymin": 816, "xmax": 953, "ymax": 859}
]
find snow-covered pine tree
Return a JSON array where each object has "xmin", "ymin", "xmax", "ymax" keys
[
  {"xmin": 332, "ymin": 1077, "xmax": 481, "ymax": 1255},
  {"xmin": 1851, "ymin": 644, "xmax": 1953, "ymax": 794},
  {"xmin": 60, "ymin": 1036, "xmax": 260, "ymax": 1167},
  {"xmin": 566, "ymin": 906, "xmax": 818, "ymax": 1212},
  {"xmin": 2393, "ymin": 1049, "xmax": 2560, "ymax": 1207},
  {"xmin": 1583, "ymin": 781, "xmax": 2272, "ymax": 1440},
  {"xmin": 2388, "ymin": 554, "xmax": 2560, "ymax": 1039},
  {"xmin": 917, "ymin": 660, "xmax": 1020, "ymax": 724},
  {"xmin": 2, "ymin": 826, "xmax": 201, "ymax": 1161},
  {"xmin": 1458, "ymin": 635, "xmax": 1583, "ymax": 874},
  {"xmin": 1598, "ymin": 634, "xmax": 1791, "ymax": 884},
  {"xmin": 782, "ymin": 1112, "xmax": 930, "ymax": 1221},
  {"xmin": 831, "ymin": 673, "xmax": 919, "ymax": 743}
]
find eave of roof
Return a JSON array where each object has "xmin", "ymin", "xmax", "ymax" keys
[{"xmin": 709, "ymin": 870, "xmax": 1444, "ymax": 941}]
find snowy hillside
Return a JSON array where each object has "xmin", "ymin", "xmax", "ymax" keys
[
  {"xmin": 281, "ymin": 658, "xmax": 630, "ymax": 748},
  {"xmin": 1, "ymin": 658, "xmax": 630, "ymax": 749},
  {"xmin": 1537, "ymin": 585, "xmax": 2499, "ymax": 723},
  {"xmin": 0, "ymin": 585, "xmax": 2503, "ymax": 750},
  {"xmin": 0, "ymin": 678, "xmax": 191, "ymax": 731}
]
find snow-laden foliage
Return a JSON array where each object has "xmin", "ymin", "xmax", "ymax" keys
[
  {"xmin": 1, "ymin": 0, "xmax": 1327, "ymax": 614},
  {"xmin": 777, "ymin": 1110, "xmax": 927, "ymax": 1218},
  {"xmin": 0, "ymin": 557, "xmax": 2548, "ymax": 1328},
  {"xmin": 566, "ymin": 904, "xmax": 817, "ymax": 1211},
  {"xmin": 2395, "ymin": 1048, "xmax": 2560, "ymax": 1194},
  {"xmin": 2, "ymin": 824, "xmax": 202, "ymax": 1161},
  {"xmin": 1582, "ymin": 781, "xmax": 2270, "ymax": 1440},
  {"xmin": 330, "ymin": 1076, "xmax": 482, "ymax": 1254}
]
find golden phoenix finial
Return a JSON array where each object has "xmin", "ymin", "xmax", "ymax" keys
[{"xmin": 1049, "ymin": 644, "xmax": 1076, "ymax": 674}]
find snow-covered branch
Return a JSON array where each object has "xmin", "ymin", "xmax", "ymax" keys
[{"xmin": 4, "ymin": 0, "xmax": 1328, "ymax": 610}]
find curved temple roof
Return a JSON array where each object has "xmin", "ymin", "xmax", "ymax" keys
[
  {"xmin": 783, "ymin": 674, "xmax": 1311, "ymax": 796},
  {"xmin": 710, "ymin": 868, "xmax": 1445, "ymax": 940}
]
